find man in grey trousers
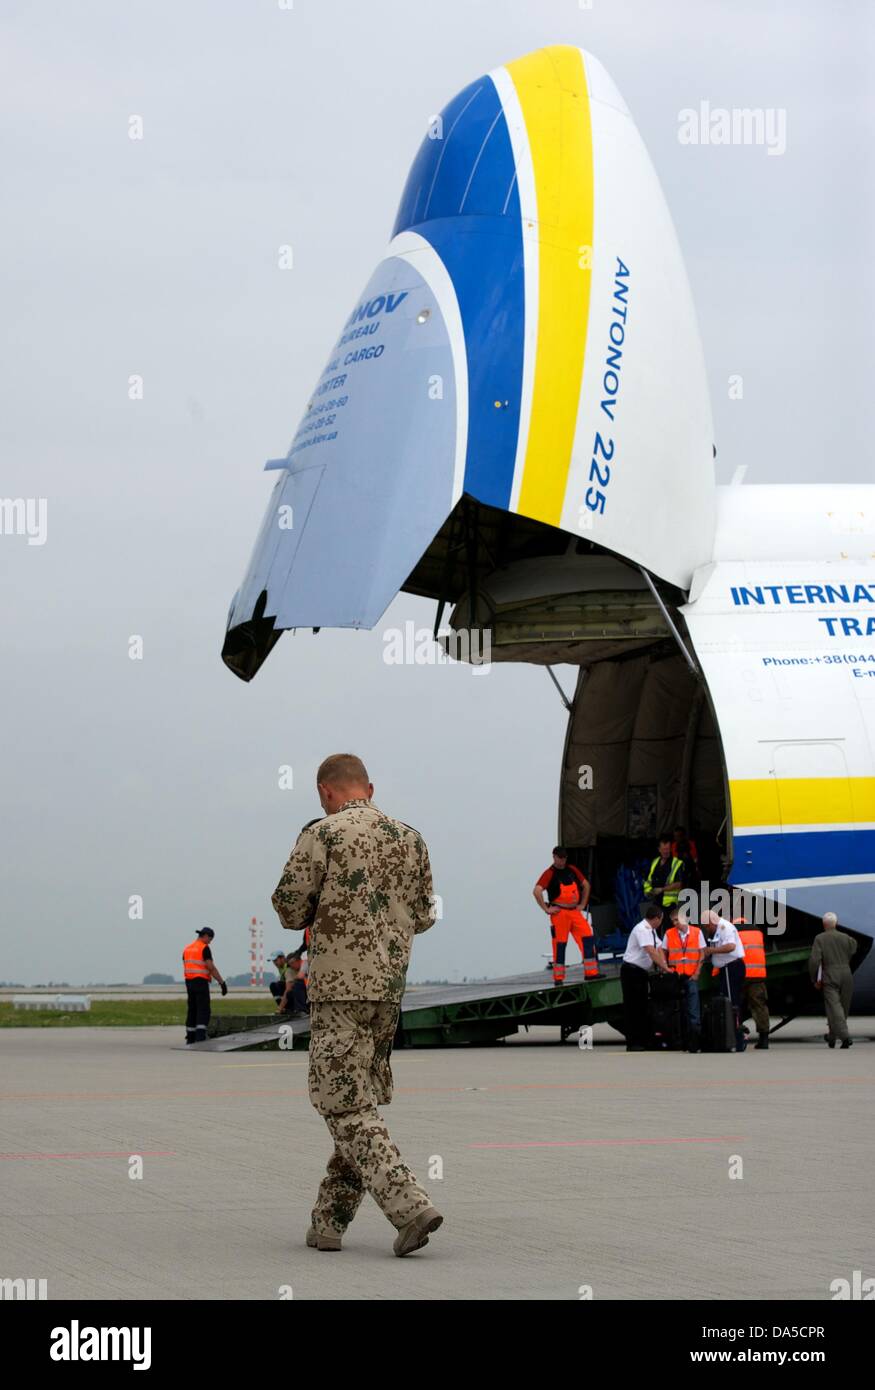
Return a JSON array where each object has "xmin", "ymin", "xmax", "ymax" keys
[{"xmin": 809, "ymin": 912, "xmax": 857, "ymax": 1049}]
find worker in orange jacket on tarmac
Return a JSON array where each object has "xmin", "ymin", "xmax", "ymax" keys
[
  {"xmin": 533, "ymin": 847, "xmax": 600, "ymax": 985},
  {"xmin": 182, "ymin": 927, "xmax": 227, "ymax": 1044},
  {"xmin": 733, "ymin": 919, "xmax": 770, "ymax": 1049}
]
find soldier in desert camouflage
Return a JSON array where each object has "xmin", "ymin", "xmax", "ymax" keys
[{"xmin": 271, "ymin": 753, "xmax": 443, "ymax": 1257}]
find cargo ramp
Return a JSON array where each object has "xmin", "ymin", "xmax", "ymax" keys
[{"xmin": 181, "ymin": 942, "xmax": 814, "ymax": 1052}]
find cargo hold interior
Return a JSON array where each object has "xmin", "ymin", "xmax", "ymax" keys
[{"xmin": 405, "ymin": 496, "xmax": 730, "ymax": 923}]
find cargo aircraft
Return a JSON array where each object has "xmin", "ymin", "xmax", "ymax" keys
[{"xmin": 221, "ymin": 46, "xmax": 875, "ymax": 1006}]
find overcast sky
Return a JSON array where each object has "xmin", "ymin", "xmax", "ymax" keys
[{"xmin": 1, "ymin": 0, "xmax": 872, "ymax": 985}]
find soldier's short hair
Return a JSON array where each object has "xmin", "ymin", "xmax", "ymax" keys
[{"xmin": 316, "ymin": 753, "xmax": 370, "ymax": 789}]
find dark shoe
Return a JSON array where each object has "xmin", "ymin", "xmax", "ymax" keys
[
  {"xmin": 755, "ymin": 1034, "xmax": 769, "ymax": 1050},
  {"xmin": 827, "ymin": 1037, "xmax": 836, "ymax": 1049},
  {"xmin": 306, "ymin": 1227, "xmax": 342, "ymax": 1251},
  {"xmin": 393, "ymin": 1206, "xmax": 443, "ymax": 1257},
  {"xmin": 840, "ymin": 1038, "xmax": 853, "ymax": 1049},
  {"xmin": 626, "ymin": 1045, "xmax": 646, "ymax": 1052}
]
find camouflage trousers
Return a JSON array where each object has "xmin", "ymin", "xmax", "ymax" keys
[{"xmin": 308, "ymin": 1000, "xmax": 432, "ymax": 1237}]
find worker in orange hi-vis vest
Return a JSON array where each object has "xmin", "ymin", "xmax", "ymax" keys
[
  {"xmin": 663, "ymin": 905, "xmax": 707, "ymax": 1051},
  {"xmin": 533, "ymin": 847, "xmax": 599, "ymax": 985},
  {"xmin": 733, "ymin": 918, "xmax": 770, "ymax": 1049},
  {"xmin": 182, "ymin": 927, "xmax": 227, "ymax": 1044}
]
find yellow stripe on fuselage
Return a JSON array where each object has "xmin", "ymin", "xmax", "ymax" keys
[
  {"xmin": 506, "ymin": 45, "xmax": 593, "ymax": 527},
  {"xmin": 730, "ymin": 777, "xmax": 875, "ymax": 829}
]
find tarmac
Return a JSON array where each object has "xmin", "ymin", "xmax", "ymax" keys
[{"xmin": 1, "ymin": 1019, "xmax": 872, "ymax": 1301}]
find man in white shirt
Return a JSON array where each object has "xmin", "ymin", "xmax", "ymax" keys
[
  {"xmin": 621, "ymin": 904, "xmax": 670, "ymax": 1051},
  {"xmin": 703, "ymin": 910, "xmax": 747, "ymax": 1051}
]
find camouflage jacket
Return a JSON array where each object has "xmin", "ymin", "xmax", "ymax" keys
[{"xmin": 271, "ymin": 799, "xmax": 436, "ymax": 1002}]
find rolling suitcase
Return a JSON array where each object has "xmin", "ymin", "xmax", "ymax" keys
[
  {"xmin": 703, "ymin": 994, "xmax": 736, "ymax": 1052},
  {"xmin": 648, "ymin": 973, "xmax": 686, "ymax": 1050}
]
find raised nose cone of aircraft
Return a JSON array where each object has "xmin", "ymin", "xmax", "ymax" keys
[{"xmin": 222, "ymin": 44, "xmax": 714, "ymax": 681}]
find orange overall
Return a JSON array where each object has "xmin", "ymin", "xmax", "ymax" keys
[{"xmin": 550, "ymin": 879, "xmax": 598, "ymax": 982}]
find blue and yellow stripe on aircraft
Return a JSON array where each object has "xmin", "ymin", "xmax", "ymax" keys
[
  {"xmin": 504, "ymin": 46, "xmax": 595, "ymax": 528},
  {"xmin": 389, "ymin": 45, "xmax": 594, "ymax": 519},
  {"xmin": 730, "ymin": 776, "xmax": 875, "ymax": 885}
]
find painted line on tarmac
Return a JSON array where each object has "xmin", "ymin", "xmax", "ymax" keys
[
  {"xmin": 404, "ymin": 1076, "xmax": 873, "ymax": 1094},
  {"xmin": 0, "ymin": 1076, "xmax": 869, "ymax": 1103},
  {"xmin": 470, "ymin": 1136, "xmax": 748, "ymax": 1149},
  {"xmin": 0, "ymin": 1150, "xmax": 176, "ymax": 1160},
  {"xmin": 0, "ymin": 1088, "xmax": 310, "ymax": 1101},
  {"xmin": 217, "ymin": 1062, "xmax": 307, "ymax": 1067}
]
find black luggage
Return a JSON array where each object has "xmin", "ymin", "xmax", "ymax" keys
[
  {"xmin": 703, "ymin": 995, "xmax": 736, "ymax": 1052},
  {"xmin": 648, "ymin": 973, "xmax": 685, "ymax": 1050}
]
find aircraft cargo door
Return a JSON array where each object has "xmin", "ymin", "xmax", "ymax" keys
[{"xmin": 771, "ymin": 741, "xmax": 853, "ymax": 882}]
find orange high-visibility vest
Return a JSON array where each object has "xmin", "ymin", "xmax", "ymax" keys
[
  {"xmin": 555, "ymin": 879, "xmax": 581, "ymax": 907},
  {"xmin": 664, "ymin": 926, "xmax": 703, "ymax": 977},
  {"xmin": 553, "ymin": 880, "xmax": 598, "ymax": 978},
  {"xmin": 182, "ymin": 939, "xmax": 211, "ymax": 981},
  {"xmin": 739, "ymin": 928, "xmax": 766, "ymax": 980}
]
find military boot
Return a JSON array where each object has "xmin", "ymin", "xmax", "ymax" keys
[
  {"xmin": 306, "ymin": 1227, "xmax": 342, "ymax": 1251},
  {"xmin": 393, "ymin": 1206, "xmax": 443, "ymax": 1257},
  {"xmin": 755, "ymin": 1033, "xmax": 769, "ymax": 1049}
]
